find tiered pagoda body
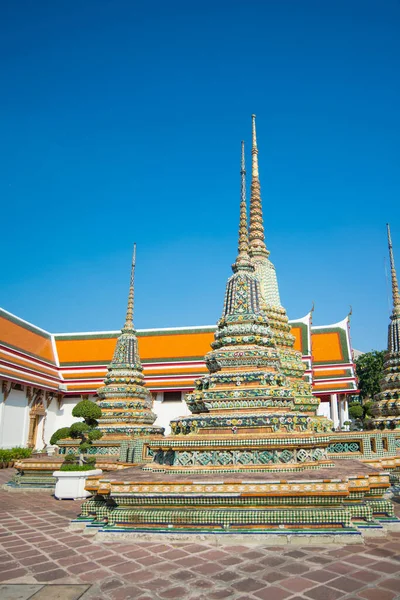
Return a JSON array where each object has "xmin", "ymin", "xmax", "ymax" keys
[
  {"xmin": 372, "ymin": 224, "xmax": 400, "ymax": 429},
  {"xmin": 96, "ymin": 246, "xmax": 164, "ymax": 441},
  {"xmin": 145, "ymin": 127, "xmax": 333, "ymax": 471},
  {"xmin": 169, "ymin": 127, "xmax": 331, "ymax": 442}
]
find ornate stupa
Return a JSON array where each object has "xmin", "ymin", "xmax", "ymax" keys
[
  {"xmin": 372, "ymin": 224, "xmax": 400, "ymax": 428},
  {"xmin": 96, "ymin": 246, "xmax": 164, "ymax": 440},
  {"xmin": 168, "ymin": 140, "xmax": 331, "ymax": 441}
]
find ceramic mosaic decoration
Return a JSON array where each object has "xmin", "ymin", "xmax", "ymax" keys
[
  {"xmin": 96, "ymin": 246, "xmax": 164, "ymax": 441},
  {"xmin": 372, "ymin": 224, "xmax": 400, "ymax": 430}
]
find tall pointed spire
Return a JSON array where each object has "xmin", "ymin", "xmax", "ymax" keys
[
  {"xmin": 234, "ymin": 141, "xmax": 252, "ymax": 271},
  {"xmin": 387, "ymin": 224, "xmax": 400, "ymax": 318},
  {"xmin": 123, "ymin": 244, "xmax": 136, "ymax": 331},
  {"xmin": 249, "ymin": 114, "xmax": 269, "ymax": 258},
  {"xmin": 248, "ymin": 115, "xmax": 281, "ymax": 307}
]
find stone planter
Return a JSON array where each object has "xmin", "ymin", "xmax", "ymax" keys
[{"xmin": 53, "ymin": 469, "xmax": 102, "ymax": 500}]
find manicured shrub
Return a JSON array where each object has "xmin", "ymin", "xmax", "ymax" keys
[
  {"xmin": 49, "ymin": 400, "xmax": 103, "ymax": 463},
  {"xmin": 50, "ymin": 427, "xmax": 72, "ymax": 446},
  {"xmin": 59, "ymin": 463, "xmax": 96, "ymax": 471}
]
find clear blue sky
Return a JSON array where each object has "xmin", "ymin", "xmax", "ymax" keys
[{"xmin": 1, "ymin": 1, "xmax": 399, "ymax": 352}]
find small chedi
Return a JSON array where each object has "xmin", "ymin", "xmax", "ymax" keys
[
  {"xmin": 96, "ymin": 245, "xmax": 164, "ymax": 443},
  {"xmin": 372, "ymin": 224, "xmax": 400, "ymax": 430}
]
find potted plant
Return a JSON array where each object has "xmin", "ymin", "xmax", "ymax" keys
[{"xmin": 50, "ymin": 400, "xmax": 103, "ymax": 500}]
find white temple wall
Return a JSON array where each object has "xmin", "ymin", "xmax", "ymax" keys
[
  {"xmin": 316, "ymin": 398, "xmax": 331, "ymax": 420},
  {"xmin": 153, "ymin": 392, "xmax": 191, "ymax": 435},
  {"xmin": 0, "ymin": 388, "xmax": 30, "ymax": 448}
]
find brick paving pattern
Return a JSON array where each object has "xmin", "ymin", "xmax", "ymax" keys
[{"xmin": 0, "ymin": 469, "xmax": 399, "ymax": 600}]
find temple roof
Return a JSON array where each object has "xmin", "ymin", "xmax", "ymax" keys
[{"xmin": 0, "ymin": 308, "xmax": 357, "ymax": 395}]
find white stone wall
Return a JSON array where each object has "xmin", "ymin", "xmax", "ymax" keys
[
  {"xmin": 153, "ymin": 392, "xmax": 191, "ymax": 435},
  {"xmin": 0, "ymin": 387, "xmax": 30, "ymax": 448},
  {"xmin": 316, "ymin": 398, "xmax": 331, "ymax": 420}
]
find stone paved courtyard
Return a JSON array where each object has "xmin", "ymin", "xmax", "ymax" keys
[{"xmin": 1, "ymin": 469, "xmax": 400, "ymax": 600}]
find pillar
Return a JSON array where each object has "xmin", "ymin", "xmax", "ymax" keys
[
  {"xmin": 340, "ymin": 395, "xmax": 349, "ymax": 429},
  {"xmin": 330, "ymin": 394, "xmax": 339, "ymax": 429}
]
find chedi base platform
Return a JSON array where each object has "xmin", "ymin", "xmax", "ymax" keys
[{"xmin": 76, "ymin": 460, "xmax": 400, "ymax": 540}]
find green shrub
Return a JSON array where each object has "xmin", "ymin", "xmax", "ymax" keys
[
  {"xmin": 59, "ymin": 463, "xmax": 97, "ymax": 471},
  {"xmin": 0, "ymin": 449, "xmax": 13, "ymax": 467},
  {"xmin": 63, "ymin": 453, "xmax": 78, "ymax": 463},
  {"xmin": 50, "ymin": 427, "xmax": 72, "ymax": 446},
  {"xmin": 11, "ymin": 447, "xmax": 33, "ymax": 459},
  {"xmin": 349, "ymin": 403, "xmax": 363, "ymax": 420},
  {"xmin": 72, "ymin": 400, "xmax": 101, "ymax": 425},
  {"xmin": 70, "ymin": 422, "xmax": 90, "ymax": 436},
  {"xmin": 49, "ymin": 400, "xmax": 103, "ymax": 455}
]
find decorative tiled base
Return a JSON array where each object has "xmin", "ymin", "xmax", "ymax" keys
[{"xmin": 77, "ymin": 463, "xmax": 400, "ymax": 538}]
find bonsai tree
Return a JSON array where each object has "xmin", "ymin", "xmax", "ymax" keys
[
  {"xmin": 348, "ymin": 399, "xmax": 374, "ymax": 430},
  {"xmin": 50, "ymin": 400, "xmax": 103, "ymax": 465}
]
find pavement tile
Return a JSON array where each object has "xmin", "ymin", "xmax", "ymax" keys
[
  {"xmin": 327, "ymin": 561, "xmax": 356, "ymax": 575},
  {"xmin": 57, "ymin": 557, "xmax": 85, "ymax": 568},
  {"xmin": 29, "ymin": 563, "xmax": 61, "ymax": 574},
  {"xmin": 285, "ymin": 550, "xmax": 308, "ymax": 558},
  {"xmin": 379, "ymin": 577, "xmax": 400, "ymax": 592},
  {"xmin": 258, "ymin": 556, "xmax": 286, "ymax": 567},
  {"xmin": 0, "ymin": 584, "xmax": 43, "ymax": 599},
  {"xmin": 158, "ymin": 586, "xmax": 188, "ymax": 598},
  {"xmin": 109, "ymin": 585, "xmax": 143, "ymax": 600},
  {"xmin": 218, "ymin": 556, "xmax": 242, "ymax": 566},
  {"xmin": 0, "ymin": 570, "xmax": 30, "ymax": 583},
  {"xmin": 328, "ymin": 575, "xmax": 366, "ymax": 593},
  {"xmin": 351, "ymin": 569, "xmax": 383, "ymax": 582},
  {"xmin": 368, "ymin": 560, "xmax": 399, "ymax": 574},
  {"xmin": 100, "ymin": 577, "xmax": 124, "ymax": 592},
  {"xmin": 214, "ymin": 569, "xmax": 240, "ymax": 582},
  {"xmin": 30, "ymin": 585, "xmax": 90, "ymax": 600},
  {"xmin": 208, "ymin": 590, "xmax": 234, "ymax": 599},
  {"xmin": 303, "ymin": 584, "xmax": 345, "ymax": 600},
  {"xmin": 195, "ymin": 562, "xmax": 223, "ymax": 575},
  {"xmin": 239, "ymin": 561, "xmax": 266, "ymax": 573},
  {"xmin": 178, "ymin": 556, "xmax": 207, "ymax": 568},
  {"xmin": 34, "ymin": 570, "xmax": 69, "ymax": 582},
  {"xmin": 171, "ymin": 569, "xmax": 197, "ymax": 581},
  {"xmin": 199, "ymin": 549, "xmax": 228, "ymax": 561},
  {"xmin": 95, "ymin": 556, "xmax": 125, "ymax": 567},
  {"xmin": 162, "ymin": 549, "xmax": 189, "ymax": 560},
  {"xmin": 254, "ymin": 586, "xmax": 292, "ymax": 600},
  {"xmin": 348, "ymin": 554, "xmax": 376, "ymax": 567},
  {"xmin": 67, "ymin": 563, "xmax": 99, "ymax": 575},
  {"xmin": 232, "ymin": 577, "xmax": 265, "ymax": 592},
  {"xmin": 110, "ymin": 561, "xmax": 140, "ymax": 575},
  {"xmin": 192, "ymin": 578, "xmax": 214, "ymax": 589},
  {"xmin": 279, "ymin": 576, "xmax": 316, "ymax": 592},
  {"xmin": 78, "ymin": 569, "xmax": 111, "ymax": 583},
  {"xmin": 280, "ymin": 562, "xmax": 311, "ymax": 575},
  {"xmin": 358, "ymin": 589, "xmax": 398, "ymax": 600},
  {"xmin": 262, "ymin": 571, "xmax": 287, "ymax": 583}
]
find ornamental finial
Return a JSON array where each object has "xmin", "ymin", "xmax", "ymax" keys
[
  {"xmin": 124, "ymin": 243, "xmax": 136, "ymax": 331},
  {"xmin": 387, "ymin": 224, "xmax": 400, "ymax": 317},
  {"xmin": 233, "ymin": 141, "xmax": 252, "ymax": 271},
  {"xmin": 249, "ymin": 114, "xmax": 269, "ymax": 257}
]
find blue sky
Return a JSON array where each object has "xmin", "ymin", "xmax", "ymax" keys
[{"xmin": 1, "ymin": 0, "xmax": 399, "ymax": 351}]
